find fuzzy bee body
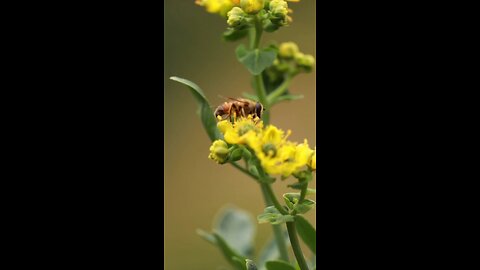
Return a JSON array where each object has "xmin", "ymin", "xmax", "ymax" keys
[{"xmin": 214, "ymin": 97, "xmax": 264, "ymax": 121}]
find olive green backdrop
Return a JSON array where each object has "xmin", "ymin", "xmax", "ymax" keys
[{"xmin": 164, "ymin": 1, "xmax": 316, "ymax": 269}]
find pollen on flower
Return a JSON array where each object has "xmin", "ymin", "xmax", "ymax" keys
[
  {"xmin": 211, "ymin": 112, "xmax": 315, "ymax": 177},
  {"xmin": 217, "ymin": 116, "xmax": 263, "ymax": 145}
]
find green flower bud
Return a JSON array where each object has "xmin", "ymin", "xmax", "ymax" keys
[
  {"xmin": 208, "ymin": 140, "xmax": 230, "ymax": 164},
  {"xmin": 227, "ymin": 7, "xmax": 248, "ymax": 28},
  {"xmin": 229, "ymin": 147, "xmax": 244, "ymax": 161},
  {"xmin": 278, "ymin": 42, "xmax": 299, "ymax": 59},
  {"xmin": 295, "ymin": 52, "xmax": 315, "ymax": 70},
  {"xmin": 269, "ymin": 0, "xmax": 288, "ymax": 25},
  {"xmin": 240, "ymin": 0, "xmax": 265, "ymax": 14},
  {"xmin": 242, "ymin": 148, "xmax": 252, "ymax": 160}
]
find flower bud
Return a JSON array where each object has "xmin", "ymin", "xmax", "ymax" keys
[
  {"xmin": 229, "ymin": 147, "xmax": 244, "ymax": 161},
  {"xmin": 240, "ymin": 0, "xmax": 265, "ymax": 14},
  {"xmin": 242, "ymin": 148, "xmax": 253, "ymax": 160},
  {"xmin": 227, "ymin": 7, "xmax": 247, "ymax": 28},
  {"xmin": 208, "ymin": 140, "xmax": 230, "ymax": 164},
  {"xmin": 294, "ymin": 52, "xmax": 315, "ymax": 69},
  {"xmin": 278, "ymin": 42, "xmax": 299, "ymax": 59},
  {"xmin": 269, "ymin": 0, "xmax": 288, "ymax": 25}
]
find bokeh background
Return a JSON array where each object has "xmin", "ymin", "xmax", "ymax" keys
[{"xmin": 165, "ymin": 1, "xmax": 316, "ymax": 269}]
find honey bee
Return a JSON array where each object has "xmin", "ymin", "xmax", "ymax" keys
[{"xmin": 214, "ymin": 97, "xmax": 265, "ymax": 121}]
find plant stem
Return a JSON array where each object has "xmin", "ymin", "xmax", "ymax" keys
[
  {"xmin": 261, "ymin": 183, "xmax": 288, "ymax": 215},
  {"xmin": 251, "ymin": 15, "xmax": 270, "ymax": 125},
  {"xmin": 230, "ymin": 162, "xmax": 259, "ymax": 181},
  {"xmin": 286, "ymin": 221, "xmax": 310, "ymax": 270},
  {"xmin": 299, "ymin": 184, "xmax": 308, "ymax": 203},
  {"xmin": 267, "ymin": 76, "xmax": 291, "ymax": 104},
  {"xmin": 260, "ymin": 184, "xmax": 290, "ymax": 262}
]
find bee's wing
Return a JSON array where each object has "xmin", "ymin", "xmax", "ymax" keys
[{"xmin": 227, "ymin": 97, "xmax": 251, "ymax": 104}]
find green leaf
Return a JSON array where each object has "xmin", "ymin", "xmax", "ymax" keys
[
  {"xmin": 295, "ymin": 216, "xmax": 316, "ymax": 254},
  {"xmin": 286, "ymin": 182, "xmax": 308, "ymax": 190},
  {"xmin": 293, "ymin": 199, "xmax": 315, "ymax": 214},
  {"xmin": 270, "ymin": 94, "xmax": 304, "ymax": 105},
  {"xmin": 196, "ymin": 229, "xmax": 217, "ymax": 245},
  {"xmin": 246, "ymin": 259, "xmax": 258, "ymax": 270},
  {"xmin": 223, "ymin": 28, "xmax": 249, "ymax": 42},
  {"xmin": 236, "ymin": 44, "xmax": 277, "ymax": 75},
  {"xmin": 309, "ymin": 255, "xmax": 316, "ymax": 270},
  {"xmin": 265, "ymin": 260, "xmax": 296, "ymax": 270},
  {"xmin": 197, "ymin": 229, "xmax": 246, "ymax": 270},
  {"xmin": 258, "ymin": 206, "xmax": 294, "ymax": 225},
  {"xmin": 170, "ymin": 76, "xmax": 222, "ymax": 142},
  {"xmin": 213, "ymin": 232, "xmax": 248, "ymax": 270},
  {"xmin": 283, "ymin": 193, "xmax": 300, "ymax": 210},
  {"xmin": 214, "ymin": 206, "xmax": 256, "ymax": 257}
]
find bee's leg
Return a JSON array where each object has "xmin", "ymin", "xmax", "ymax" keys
[{"xmin": 241, "ymin": 108, "xmax": 246, "ymax": 118}]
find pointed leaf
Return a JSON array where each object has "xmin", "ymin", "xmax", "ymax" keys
[
  {"xmin": 258, "ymin": 206, "xmax": 294, "ymax": 225},
  {"xmin": 196, "ymin": 229, "xmax": 217, "ymax": 245},
  {"xmin": 295, "ymin": 216, "xmax": 316, "ymax": 254},
  {"xmin": 223, "ymin": 28, "xmax": 249, "ymax": 42},
  {"xmin": 214, "ymin": 207, "xmax": 256, "ymax": 257},
  {"xmin": 213, "ymin": 232, "xmax": 248, "ymax": 270},
  {"xmin": 170, "ymin": 76, "xmax": 222, "ymax": 141},
  {"xmin": 265, "ymin": 260, "xmax": 296, "ymax": 270},
  {"xmin": 270, "ymin": 94, "xmax": 304, "ymax": 105},
  {"xmin": 293, "ymin": 199, "xmax": 315, "ymax": 214},
  {"xmin": 236, "ymin": 45, "xmax": 277, "ymax": 75}
]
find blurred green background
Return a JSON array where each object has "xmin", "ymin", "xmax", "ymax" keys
[{"xmin": 164, "ymin": 1, "xmax": 316, "ymax": 269}]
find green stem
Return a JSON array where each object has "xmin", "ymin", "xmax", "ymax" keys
[
  {"xmin": 230, "ymin": 162, "xmax": 258, "ymax": 181},
  {"xmin": 286, "ymin": 221, "xmax": 309, "ymax": 270},
  {"xmin": 260, "ymin": 184, "xmax": 290, "ymax": 262},
  {"xmin": 228, "ymin": 162, "xmax": 290, "ymax": 262},
  {"xmin": 299, "ymin": 184, "xmax": 308, "ymax": 203},
  {"xmin": 261, "ymin": 183, "xmax": 288, "ymax": 215},
  {"xmin": 267, "ymin": 76, "xmax": 291, "ymax": 104},
  {"xmin": 251, "ymin": 15, "xmax": 270, "ymax": 125}
]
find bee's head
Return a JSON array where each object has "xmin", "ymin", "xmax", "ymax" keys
[
  {"xmin": 255, "ymin": 102, "xmax": 264, "ymax": 118},
  {"xmin": 214, "ymin": 106, "xmax": 224, "ymax": 119}
]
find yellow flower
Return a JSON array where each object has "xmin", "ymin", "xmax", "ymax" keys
[
  {"xmin": 248, "ymin": 125, "xmax": 314, "ymax": 177},
  {"xmin": 240, "ymin": 0, "xmax": 265, "ymax": 14},
  {"xmin": 214, "ymin": 115, "xmax": 315, "ymax": 177},
  {"xmin": 217, "ymin": 116, "xmax": 263, "ymax": 145},
  {"xmin": 309, "ymin": 147, "xmax": 316, "ymax": 171},
  {"xmin": 247, "ymin": 125, "xmax": 294, "ymax": 176},
  {"xmin": 208, "ymin": 140, "xmax": 230, "ymax": 164},
  {"xmin": 196, "ymin": 0, "xmax": 235, "ymax": 17},
  {"xmin": 280, "ymin": 139, "xmax": 314, "ymax": 176}
]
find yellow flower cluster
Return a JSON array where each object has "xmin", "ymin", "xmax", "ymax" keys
[
  {"xmin": 195, "ymin": 0, "xmax": 239, "ymax": 17},
  {"xmin": 217, "ymin": 115, "xmax": 315, "ymax": 177}
]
